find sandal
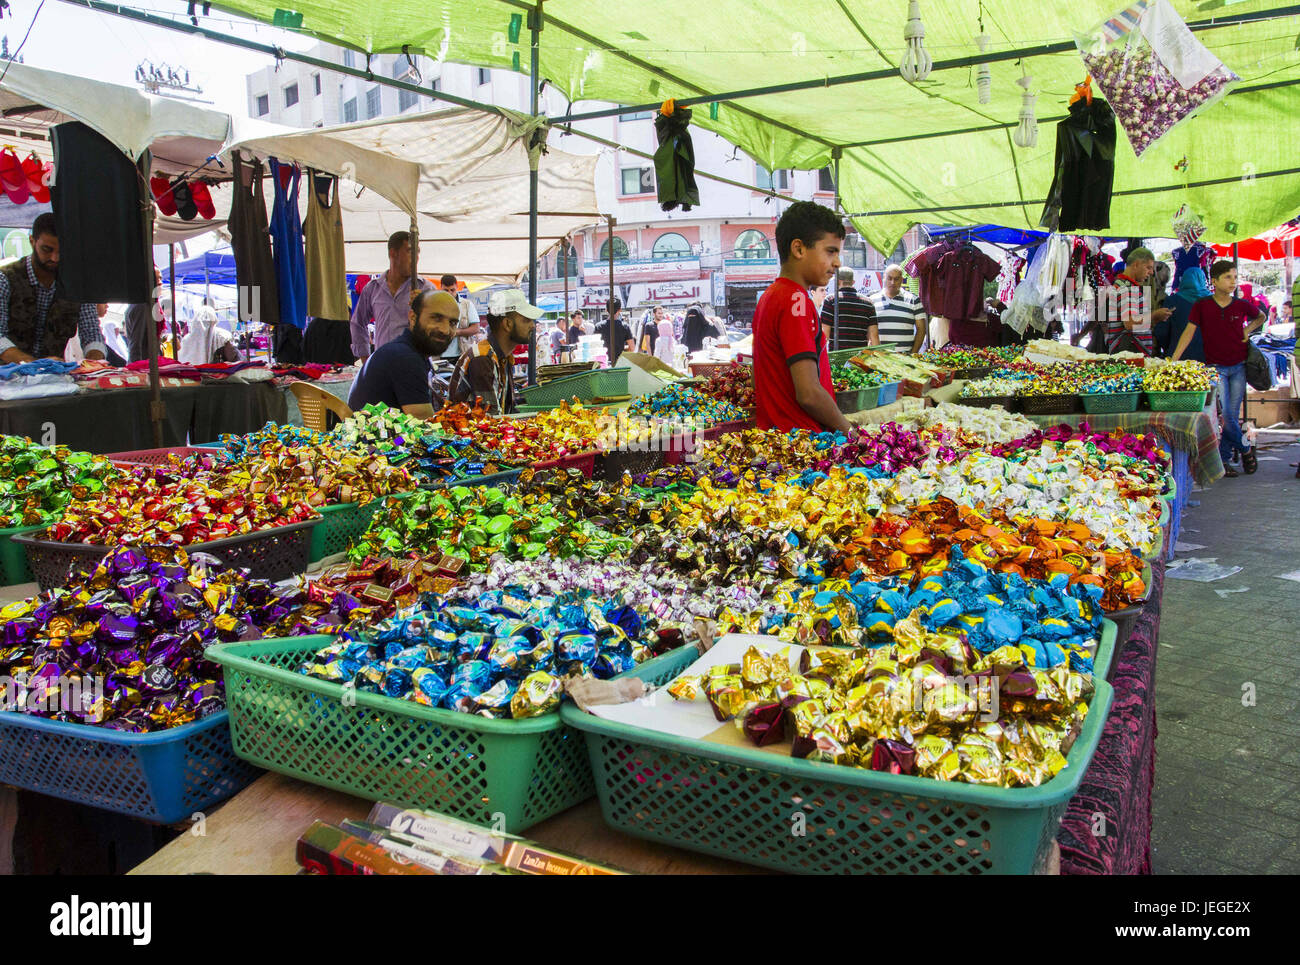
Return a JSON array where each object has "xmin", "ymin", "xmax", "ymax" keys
[
  {"xmin": 1242, "ymin": 449, "xmax": 1258, "ymax": 475},
  {"xmin": 1223, "ymin": 466, "xmax": 1239, "ymax": 478}
]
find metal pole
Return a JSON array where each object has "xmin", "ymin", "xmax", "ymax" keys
[
  {"xmin": 832, "ymin": 148, "xmax": 841, "ymax": 353},
  {"xmin": 526, "ymin": 3, "xmax": 542, "ymax": 386},
  {"xmin": 607, "ymin": 215, "xmax": 616, "ymax": 364},
  {"xmin": 562, "ymin": 235, "xmax": 569, "ymax": 361},
  {"xmin": 138, "ymin": 153, "xmax": 164, "ymax": 447},
  {"xmin": 168, "ymin": 243, "xmax": 179, "ymax": 359},
  {"xmin": 409, "ymin": 214, "xmax": 419, "ymax": 285}
]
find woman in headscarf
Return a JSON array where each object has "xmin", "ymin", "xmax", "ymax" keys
[
  {"xmin": 1155, "ymin": 266, "xmax": 1209, "ymax": 361},
  {"xmin": 179, "ymin": 305, "xmax": 240, "ymax": 364}
]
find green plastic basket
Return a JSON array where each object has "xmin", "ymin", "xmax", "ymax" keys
[
  {"xmin": 1162, "ymin": 473, "xmax": 1176, "ymax": 503},
  {"xmin": 1102, "ymin": 566, "xmax": 1153, "ymax": 658},
  {"xmin": 207, "ymin": 634, "xmax": 597, "ymax": 832},
  {"xmin": 563, "ymin": 642, "xmax": 1114, "ymax": 875},
  {"xmin": 0, "ymin": 521, "xmax": 48, "ymax": 586},
  {"xmin": 835, "ymin": 385, "xmax": 880, "ymax": 413},
  {"xmin": 518, "ymin": 368, "xmax": 630, "ymax": 406},
  {"xmin": 1145, "ymin": 389, "xmax": 1208, "ymax": 412},
  {"xmin": 307, "ymin": 500, "xmax": 385, "ymax": 563},
  {"xmin": 1080, "ymin": 391, "xmax": 1140, "ymax": 414}
]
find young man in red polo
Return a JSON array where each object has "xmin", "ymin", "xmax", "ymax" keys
[{"xmin": 752, "ymin": 201, "xmax": 852, "ymax": 433}]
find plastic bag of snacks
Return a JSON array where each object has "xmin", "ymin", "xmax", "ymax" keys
[{"xmin": 1076, "ymin": 0, "xmax": 1238, "ymax": 157}]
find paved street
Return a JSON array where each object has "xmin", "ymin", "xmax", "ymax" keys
[{"xmin": 1152, "ymin": 436, "xmax": 1300, "ymax": 873}]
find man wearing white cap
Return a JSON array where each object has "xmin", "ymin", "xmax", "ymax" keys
[{"xmin": 449, "ymin": 287, "xmax": 540, "ymax": 414}]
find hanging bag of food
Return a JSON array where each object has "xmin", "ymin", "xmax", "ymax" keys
[{"xmin": 1076, "ymin": 0, "xmax": 1238, "ymax": 157}]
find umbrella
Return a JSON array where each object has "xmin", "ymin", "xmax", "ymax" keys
[{"xmin": 1211, "ymin": 223, "xmax": 1300, "ymax": 261}]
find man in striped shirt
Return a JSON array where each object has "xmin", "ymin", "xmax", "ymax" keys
[
  {"xmin": 868, "ymin": 264, "xmax": 926, "ymax": 351},
  {"xmin": 818, "ymin": 267, "xmax": 876, "ymax": 348}
]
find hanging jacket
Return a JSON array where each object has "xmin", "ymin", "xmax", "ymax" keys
[
  {"xmin": 653, "ymin": 103, "xmax": 699, "ymax": 212},
  {"xmin": 1039, "ymin": 98, "xmax": 1116, "ymax": 232}
]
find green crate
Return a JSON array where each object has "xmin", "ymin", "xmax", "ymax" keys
[
  {"xmin": 207, "ymin": 634, "xmax": 598, "ymax": 832},
  {"xmin": 518, "ymin": 368, "xmax": 629, "ymax": 407},
  {"xmin": 562, "ymin": 645, "xmax": 1113, "ymax": 874},
  {"xmin": 834, "ymin": 385, "xmax": 880, "ymax": 413},
  {"xmin": 1080, "ymin": 391, "xmax": 1140, "ymax": 414},
  {"xmin": 1145, "ymin": 389, "xmax": 1208, "ymax": 412},
  {"xmin": 307, "ymin": 500, "xmax": 386, "ymax": 563},
  {"xmin": 0, "ymin": 521, "xmax": 48, "ymax": 586},
  {"xmin": 1162, "ymin": 473, "xmax": 1176, "ymax": 503}
]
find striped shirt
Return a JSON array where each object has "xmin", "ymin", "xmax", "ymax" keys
[
  {"xmin": 818, "ymin": 287, "xmax": 876, "ymax": 348},
  {"xmin": 868, "ymin": 290, "xmax": 925, "ymax": 346}
]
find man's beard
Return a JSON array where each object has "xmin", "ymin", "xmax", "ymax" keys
[
  {"xmin": 411, "ymin": 325, "xmax": 453, "ymax": 357},
  {"xmin": 31, "ymin": 254, "xmax": 57, "ymax": 276}
]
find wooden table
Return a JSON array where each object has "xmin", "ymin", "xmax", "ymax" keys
[{"xmin": 129, "ymin": 772, "xmax": 761, "ymax": 875}]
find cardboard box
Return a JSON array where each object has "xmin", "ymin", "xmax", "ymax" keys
[{"xmin": 616, "ymin": 352, "xmax": 686, "ymax": 400}]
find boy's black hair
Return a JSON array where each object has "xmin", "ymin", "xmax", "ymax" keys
[
  {"xmin": 775, "ymin": 200, "xmax": 844, "ymax": 262},
  {"xmin": 31, "ymin": 212, "xmax": 57, "ymax": 239}
]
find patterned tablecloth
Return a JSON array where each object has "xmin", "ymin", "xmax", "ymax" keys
[{"xmin": 1059, "ymin": 558, "xmax": 1163, "ymax": 875}]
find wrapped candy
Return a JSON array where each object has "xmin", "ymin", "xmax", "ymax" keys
[
  {"xmin": 830, "ymin": 363, "xmax": 888, "ymax": 392},
  {"xmin": 0, "ymin": 436, "xmax": 118, "ymax": 528},
  {"xmin": 0, "ymin": 545, "xmax": 314, "ymax": 730},
  {"xmin": 697, "ymin": 362, "xmax": 755, "ymax": 409},
  {"xmin": 298, "ymin": 588, "xmax": 660, "ymax": 718},
  {"xmin": 1143, "ymin": 360, "xmax": 1215, "ymax": 392},
  {"xmin": 628, "ymin": 383, "xmax": 747, "ymax": 427}
]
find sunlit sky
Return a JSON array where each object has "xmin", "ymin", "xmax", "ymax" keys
[{"xmin": 6, "ymin": 0, "xmax": 312, "ymax": 114}]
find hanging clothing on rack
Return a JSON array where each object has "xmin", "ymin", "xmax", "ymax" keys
[
  {"xmin": 269, "ymin": 158, "xmax": 308, "ymax": 332},
  {"xmin": 995, "ymin": 254, "xmax": 1026, "ymax": 306},
  {"xmin": 1039, "ymin": 97, "xmax": 1116, "ymax": 232},
  {"xmin": 48, "ymin": 121, "xmax": 151, "ymax": 304},
  {"xmin": 228, "ymin": 151, "xmax": 279, "ymax": 326},
  {"xmin": 912, "ymin": 238, "xmax": 1001, "ymax": 347},
  {"xmin": 304, "ymin": 170, "xmax": 351, "ymax": 321},
  {"xmin": 1171, "ymin": 242, "xmax": 1214, "ymax": 290},
  {"xmin": 905, "ymin": 236, "xmax": 960, "ymax": 316}
]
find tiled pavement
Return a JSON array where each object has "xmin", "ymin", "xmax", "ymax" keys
[{"xmin": 1152, "ymin": 437, "xmax": 1300, "ymax": 874}]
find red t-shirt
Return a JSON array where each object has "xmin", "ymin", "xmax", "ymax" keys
[
  {"xmin": 752, "ymin": 276, "xmax": 834, "ymax": 432},
  {"xmin": 1189, "ymin": 296, "xmax": 1256, "ymax": 366}
]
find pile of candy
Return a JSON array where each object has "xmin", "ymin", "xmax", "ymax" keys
[
  {"xmin": 628, "ymin": 383, "xmax": 748, "ymax": 427},
  {"xmin": 960, "ymin": 376, "xmax": 1031, "ymax": 399},
  {"xmin": 1079, "ymin": 371, "xmax": 1142, "ymax": 394},
  {"xmin": 297, "ymin": 553, "xmax": 468, "ymax": 626},
  {"xmin": 1143, "ymin": 361, "xmax": 1215, "ymax": 393},
  {"xmin": 692, "ymin": 423, "xmax": 935, "ymax": 483},
  {"xmin": 0, "ymin": 436, "xmax": 117, "ymax": 528},
  {"xmin": 218, "ymin": 423, "xmax": 329, "ymax": 461},
  {"xmin": 348, "ymin": 481, "xmax": 631, "ymax": 568},
  {"xmin": 331, "ymin": 404, "xmax": 430, "ymax": 453},
  {"xmin": 830, "ymin": 363, "xmax": 888, "ymax": 392},
  {"xmin": 45, "ymin": 462, "xmax": 320, "ymax": 545},
  {"xmin": 672, "ymin": 625, "xmax": 1093, "ymax": 785},
  {"xmin": 0, "ymin": 546, "xmax": 311, "ymax": 730},
  {"xmin": 697, "ymin": 362, "xmax": 755, "ymax": 410},
  {"xmin": 899, "ymin": 403, "xmax": 1037, "ymax": 447},
  {"xmin": 918, "ymin": 345, "xmax": 1025, "ymax": 369},
  {"xmin": 237, "ymin": 440, "xmax": 412, "ymax": 507},
  {"xmin": 429, "ymin": 402, "xmax": 600, "ymax": 463},
  {"xmin": 298, "ymin": 588, "xmax": 669, "ymax": 718}
]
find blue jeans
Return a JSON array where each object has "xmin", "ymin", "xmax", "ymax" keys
[{"xmin": 1216, "ymin": 362, "xmax": 1247, "ymax": 463}]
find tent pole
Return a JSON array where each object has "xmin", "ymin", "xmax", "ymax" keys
[
  {"xmin": 168, "ymin": 243, "xmax": 180, "ymax": 359},
  {"xmin": 526, "ymin": 2, "xmax": 542, "ymax": 387},
  {"xmin": 832, "ymin": 147, "xmax": 841, "ymax": 353},
  {"xmin": 409, "ymin": 214, "xmax": 419, "ymax": 284},
  {"xmin": 562, "ymin": 234, "xmax": 569, "ymax": 338},
  {"xmin": 138, "ymin": 153, "xmax": 164, "ymax": 448},
  {"xmin": 607, "ymin": 215, "xmax": 616, "ymax": 364},
  {"xmin": 1233, "ymin": 242, "xmax": 1239, "ymax": 273}
]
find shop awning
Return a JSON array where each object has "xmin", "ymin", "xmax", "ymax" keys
[
  {"xmin": 207, "ymin": 0, "xmax": 1300, "ymax": 251},
  {"xmin": 1211, "ymin": 222, "xmax": 1300, "ymax": 261}
]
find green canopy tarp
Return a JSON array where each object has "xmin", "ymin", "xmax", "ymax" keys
[{"xmin": 209, "ymin": 0, "xmax": 1300, "ymax": 250}]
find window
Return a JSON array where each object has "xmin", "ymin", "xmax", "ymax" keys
[
  {"xmin": 599, "ymin": 237, "xmax": 630, "ymax": 261},
  {"xmin": 819, "ymin": 167, "xmax": 835, "ymax": 192},
  {"xmin": 283, "ymin": 83, "xmax": 299, "ymax": 108},
  {"xmin": 841, "ymin": 235, "xmax": 868, "ymax": 268},
  {"xmin": 733, "ymin": 230, "xmax": 771, "ymax": 259},
  {"xmin": 652, "ymin": 232, "xmax": 691, "ymax": 260},
  {"xmin": 343, "ymin": 97, "xmax": 358, "ymax": 123},
  {"xmin": 399, "ymin": 88, "xmax": 418, "ymax": 111},
  {"xmin": 619, "ymin": 110, "xmax": 652, "ymax": 121},
  {"xmin": 313, "ymin": 73, "xmax": 321, "ymax": 96},
  {"xmin": 620, "ymin": 166, "xmax": 654, "ymax": 196},
  {"xmin": 366, "ymin": 86, "xmax": 381, "ymax": 118},
  {"xmin": 477, "ymin": 68, "xmax": 491, "ymax": 86},
  {"xmin": 755, "ymin": 166, "xmax": 789, "ymax": 192},
  {"xmin": 556, "ymin": 241, "xmax": 578, "ymax": 275},
  {"xmin": 255, "ymin": 93, "xmax": 269, "ymax": 116},
  {"xmin": 342, "ymin": 50, "xmax": 356, "ymax": 69}
]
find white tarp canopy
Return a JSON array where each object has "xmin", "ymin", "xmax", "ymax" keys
[
  {"xmin": 221, "ymin": 107, "xmax": 601, "ymax": 283},
  {"xmin": 0, "ymin": 61, "xmax": 230, "ymax": 174}
]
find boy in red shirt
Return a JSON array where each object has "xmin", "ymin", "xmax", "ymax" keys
[{"xmin": 752, "ymin": 201, "xmax": 852, "ymax": 433}]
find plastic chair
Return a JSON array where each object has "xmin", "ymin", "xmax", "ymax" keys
[{"xmin": 290, "ymin": 381, "xmax": 353, "ymax": 432}]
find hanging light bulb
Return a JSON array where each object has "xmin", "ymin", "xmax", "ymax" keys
[
  {"xmin": 975, "ymin": 33, "xmax": 992, "ymax": 104},
  {"xmin": 1013, "ymin": 74, "xmax": 1037, "ymax": 148},
  {"xmin": 900, "ymin": 1, "xmax": 932, "ymax": 83}
]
